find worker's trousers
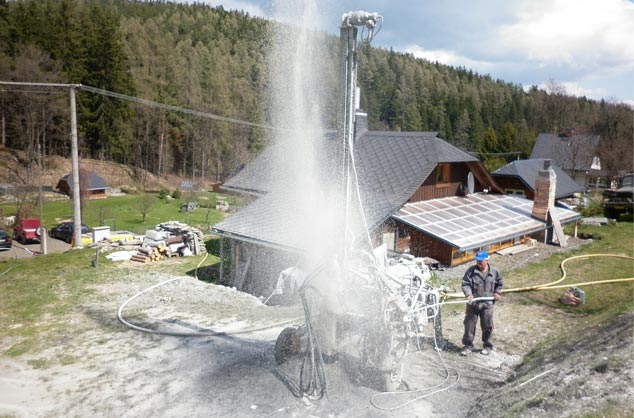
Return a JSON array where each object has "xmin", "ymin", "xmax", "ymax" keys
[{"xmin": 462, "ymin": 302, "xmax": 494, "ymax": 348}]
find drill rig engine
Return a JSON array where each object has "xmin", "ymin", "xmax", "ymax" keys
[{"xmin": 274, "ymin": 251, "xmax": 442, "ymax": 394}]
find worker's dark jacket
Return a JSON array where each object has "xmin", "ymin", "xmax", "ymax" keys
[{"xmin": 461, "ymin": 265, "xmax": 503, "ymax": 304}]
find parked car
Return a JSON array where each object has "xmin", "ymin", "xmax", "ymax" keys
[
  {"xmin": 50, "ymin": 222, "xmax": 90, "ymax": 244},
  {"xmin": 12, "ymin": 218, "xmax": 42, "ymax": 244},
  {"xmin": 0, "ymin": 229, "xmax": 12, "ymax": 250}
]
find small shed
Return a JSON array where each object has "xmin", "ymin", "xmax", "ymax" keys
[{"xmin": 56, "ymin": 171, "xmax": 108, "ymax": 199}]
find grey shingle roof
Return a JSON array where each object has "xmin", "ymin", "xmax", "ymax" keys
[
  {"xmin": 530, "ymin": 133, "xmax": 599, "ymax": 171},
  {"xmin": 215, "ymin": 130, "xmax": 479, "ymax": 249},
  {"xmin": 492, "ymin": 159, "xmax": 585, "ymax": 198},
  {"xmin": 355, "ymin": 132, "xmax": 478, "ymax": 229},
  {"xmin": 60, "ymin": 172, "xmax": 107, "ymax": 190}
]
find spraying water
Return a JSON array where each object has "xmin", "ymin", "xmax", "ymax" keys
[
  {"xmin": 264, "ymin": 2, "xmax": 430, "ymax": 400},
  {"xmin": 266, "ymin": 0, "xmax": 348, "ymax": 271}
]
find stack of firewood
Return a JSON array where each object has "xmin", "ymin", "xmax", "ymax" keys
[{"xmin": 130, "ymin": 243, "xmax": 169, "ymax": 263}]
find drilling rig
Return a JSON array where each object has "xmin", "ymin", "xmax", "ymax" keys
[{"xmin": 273, "ymin": 11, "xmax": 445, "ymax": 398}]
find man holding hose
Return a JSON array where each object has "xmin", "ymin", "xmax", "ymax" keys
[{"xmin": 460, "ymin": 250, "xmax": 503, "ymax": 356}]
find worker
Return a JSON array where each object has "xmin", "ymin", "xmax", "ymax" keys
[{"xmin": 460, "ymin": 250, "xmax": 503, "ymax": 356}]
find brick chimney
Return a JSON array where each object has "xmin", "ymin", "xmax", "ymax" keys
[
  {"xmin": 532, "ymin": 159, "xmax": 556, "ymax": 221},
  {"xmin": 558, "ymin": 127, "xmax": 575, "ymax": 138}
]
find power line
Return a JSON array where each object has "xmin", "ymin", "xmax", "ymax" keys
[
  {"xmin": 0, "ymin": 80, "xmax": 278, "ymax": 131},
  {"xmin": 0, "ymin": 89, "xmax": 66, "ymax": 95},
  {"xmin": 79, "ymin": 84, "xmax": 278, "ymax": 131}
]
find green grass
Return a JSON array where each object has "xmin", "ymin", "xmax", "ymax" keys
[
  {"xmin": 442, "ymin": 221, "xmax": 634, "ymax": 322},
  {"xmin": 506, "ymin": 221, "xmax": 634, "ymax": 322},
  {"xmin": 0, "ymin": 234, "xmax": 219, "ymax": 358},
  {"xmin": 0, "ymin": 249, "xmax": 101, "ymax": 356},
  {"xmin": 1, "ymin": 191, "xmax": 244, "ymax": 234}
]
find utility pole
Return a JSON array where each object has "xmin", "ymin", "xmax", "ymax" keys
[
  {"xmin": 0, "ymin": 81, "xmax": 84, "ymax": 247},
  {"xmin": 70, "ymin": 85, "xmax": 82, "ymax": 247},
  {"xmin": 38, "ymin": 142, "xmax": 47, "ymax": 255}
]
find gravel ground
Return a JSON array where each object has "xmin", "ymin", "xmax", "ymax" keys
[
  {"xmin": 432, "ymin": 237, "xmax": 589, "ymax": 282},
  {"xmin": 3, "ymin": 236, "xmax": 630, "ymax": 418}
]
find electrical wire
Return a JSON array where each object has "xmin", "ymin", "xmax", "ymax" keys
[
  {"xmin": 79, "ymin": 84, "xmax": 281, "ymax": 131},
  {"xmin": 0, "ymin": 89, "xmax": 66, "ymax": 95},
  {"xmin": 0, "ymin": 80, "xmax": 285, "ymax": 132}
]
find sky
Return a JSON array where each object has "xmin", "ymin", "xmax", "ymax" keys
[{"xmin": 177, "ymin": 0, "xmax": 634, "ymax": 106}]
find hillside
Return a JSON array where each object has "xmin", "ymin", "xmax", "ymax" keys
[
  {"xmin": 471, "ymin": 311, "xmax": 633, "ymax": 418},
  {"xmin": 1, "ymin": 0, "xmax": 631, "ymax": 185},
  {"xmin": 0, "ymin": 147, "xmax": 181, "ymax": 193}
]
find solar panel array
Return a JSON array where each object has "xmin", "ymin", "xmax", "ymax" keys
[{"xmin": 392, "ymin": 194, "xmax": 580, "ymax": 250}]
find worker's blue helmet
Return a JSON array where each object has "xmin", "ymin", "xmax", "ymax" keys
[{"xmin": 475, "ymin": 250, "xmax": 490, "ymax": 261}]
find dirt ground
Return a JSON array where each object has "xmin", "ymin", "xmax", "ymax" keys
[{"xmin": 0, "ymin": 239, "xmax": 631, "ymax": 418}]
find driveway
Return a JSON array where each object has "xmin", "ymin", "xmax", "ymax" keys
[{"xmin": 0, "ymin": 234, "xmax": 71, "ymax": 260}]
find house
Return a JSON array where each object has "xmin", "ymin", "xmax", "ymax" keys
[
  {"xmin": 213, "ymin": 114, "xmax": 581, "ymax": 296},
  {"xmin": 530, "ymin": 129, "xmax": 603, "ymax": 188},
  {"xmin": 491, "ymin": 159, "xmax": 584, "ymax": 200},
  {"xmin": 56, "ymin": 171, "xmax": 108, "ymax": 199}
]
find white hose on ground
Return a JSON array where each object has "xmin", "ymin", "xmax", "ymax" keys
[{"xmin": 117, "ymin": 254, "xmax": 303, "ymax": 337}]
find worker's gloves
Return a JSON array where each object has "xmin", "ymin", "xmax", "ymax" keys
[
  {"xmin": 493, "ymin": 293, "xmax": 501, "ymax": 301},
  {"xmin": 466, "ymin": 294, "xmax": 474, "ymax": 304}
]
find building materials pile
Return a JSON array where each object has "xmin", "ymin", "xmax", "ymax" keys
[
  {"xmin": 100, "ymin": 221, "xmax": 206, "ymax": 263},
  {"xmin": 154, "ymin": 221, "xmax": 206, "ymax": 255},
  {"xmin": 130, "ymin": 244, "xmax": 168, "ymax": 263},
  {"xmin": 127, "ymin": 221, "xmax": 206, "ymax": 263}
]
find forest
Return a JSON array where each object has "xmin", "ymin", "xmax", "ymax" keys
[{"xmin": 0, "ymin": 0, "xmax": 632, "ymax": 187}]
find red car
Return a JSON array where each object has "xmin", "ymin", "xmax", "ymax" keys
[{"xmin": 12, "ymin": 218, "xmax": 42, "ymax": 244}]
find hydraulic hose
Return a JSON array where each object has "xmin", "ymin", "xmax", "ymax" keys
[{"xmin": 442, "ymin": 253, "xmax": 634, "ymax": 299}]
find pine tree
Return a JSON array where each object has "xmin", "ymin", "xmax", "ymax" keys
[{"xmin": 79, "ymin": 2, "xmax": 134, "ymax": 160}]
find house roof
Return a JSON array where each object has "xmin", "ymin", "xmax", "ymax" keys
[
  {"xmin": 216, "ymin": 131, "xmax": 483, "ymax": 250},
  {"xmin": 492, "ymin": 159, "xmax": 585, "ymax": 198},
  {"xmin": 59, "ymin": 172, "xmax": 107, "ymax": 191},
  {"xmin": 530, "ymin": 133, "xmax": 600, "ymax": 171},
  {"xmin": 355, "ymin": 131, "xmax": 479, "ymax": 230},
  {"xmin": 392, "ymin": 194, "xmax": 581, "ymax": 251}
]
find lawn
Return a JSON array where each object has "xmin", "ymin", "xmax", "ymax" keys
[
  {"xmin": 1, "ymin": 190, "xmax": 244, "ymax": 234},
  {"xmin": 438, "ymin": 220, "xmax": 634, "ymax": 323},
  {"xmin": 503, "ymin": 220, "xmax": 634, "ymax": 322}
]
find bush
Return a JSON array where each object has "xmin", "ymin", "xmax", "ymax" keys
[
  {"xmin": 579, "ymin": 199, "xmax": 604, "ymax": 217},
  {"xmin": 158, "ymin": 188, "xmax": 170, "ymax": 199},
  {"xmin": 171, "ymin": 189, "xmax": 181, "ymax": 199}
]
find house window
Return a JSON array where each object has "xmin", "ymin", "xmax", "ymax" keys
[
  {"xmin": 436, "ymin": 163, "xmax": 451, "ymax": 185},
  {"xmin": 505, "ymin": 189, "xmax": 525, "ymax": 197}
]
